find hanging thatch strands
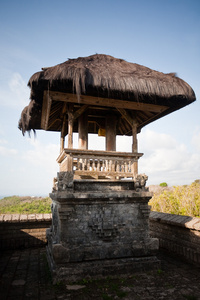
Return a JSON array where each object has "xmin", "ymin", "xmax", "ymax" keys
[{"xmin": 18, "ymin": 54, "xmax": 196, "ymax": 136}]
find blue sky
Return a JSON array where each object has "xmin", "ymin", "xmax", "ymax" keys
[{"xmin": 0, "ymin": 0, "xmax": 199, "ymax": 196}]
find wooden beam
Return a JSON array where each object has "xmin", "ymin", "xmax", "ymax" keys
[
  {"xmin": 48, "ymin": 102, "xmax": 63, "ymax": 129},
  {"xmin": 48, "ymin": 91, "xmax": 168, "ymax": 113},
  {"xmin": 116, "ymin": 108, "xmax": 134, "ymax": 127},
  {"xmin": 41, "ymin": 91, "xmax": 52, "ymax": 130},
  {"xmin": 74, "ymin": 104, "xmax": 89, "ymax": 120}
]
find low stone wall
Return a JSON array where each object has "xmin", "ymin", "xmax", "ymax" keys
[
  {"xmin": 149, "ymin": 211, "xmax": 200, "ymax": 265},
  {"xmin": 1, "ymin": 211, "xmax": 200, "ymax": 267},
  {"xmin": 0, "ymin": 214, "xmax": 52, "ymax": 250}
]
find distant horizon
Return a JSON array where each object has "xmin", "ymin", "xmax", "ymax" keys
[
  {"xmin": 0, "ymin": 194, "xmax": 49, "ymax": 200},
  {"xmin": 1, "ymin": 179, "xmax": 199, "ymax": 200}
]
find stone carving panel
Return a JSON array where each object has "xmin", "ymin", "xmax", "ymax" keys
[{"xmin": 88, "ymin": 207, "xmax": 125, "ymax": 241}]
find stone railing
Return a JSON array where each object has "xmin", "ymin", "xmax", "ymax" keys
[
  {"xmin": 150, "ymin": 211, "xmax": 200, "ymax": 265},
  {"xmin": 0, "ymin": 213, "xmax": 52, "ymax": 250},
  {"xmin": 57, "ymin": 149, "xmax": 143, "ymax": 180},
  {"xmin": 1, "ymin": 211, "xmax": 200, "ymax": 266}
]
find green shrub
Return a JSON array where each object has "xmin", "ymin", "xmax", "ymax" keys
[
  {"xmin": 159, "ymin": 182, "xmax": 168, "ymax": 187},
  {"xmin": 0, "ymin": 196, "xmax": 52, "ymax": 214}
]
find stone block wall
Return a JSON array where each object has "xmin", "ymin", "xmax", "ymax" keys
[
  {"xmin": 149, "ymin": 211, "xmax": 200, "ymax": 265},
  {"xmin": 1, "ymin": 210, "xmax": 200, "ymax": 267},
  {"xmin": 0, "ymin": 214, "xmax": 52, "ymax": 250}
]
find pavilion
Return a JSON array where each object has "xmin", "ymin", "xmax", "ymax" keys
[
  {"xmin": 19, "ymin": 54, "xmax": 195, "ymax": 181},
  {"xmin": 18, "ymin": 54, "xmax": 196, "ymax": 282}
]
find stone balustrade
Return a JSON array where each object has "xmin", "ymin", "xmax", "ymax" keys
[{"xmin": 57, "ymin": 149, "xmax": 143, "ymax": 179}]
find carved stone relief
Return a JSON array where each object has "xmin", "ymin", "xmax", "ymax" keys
[{"xmin": 88, "ymin": 207, "xmax": 125, "ymax": 241}]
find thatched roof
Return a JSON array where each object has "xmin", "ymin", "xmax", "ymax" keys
[{"xmin": 19, "ymin": 54, "xmax": 196, "ymax": 135}]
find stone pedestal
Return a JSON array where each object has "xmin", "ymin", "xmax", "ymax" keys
[{"xmin": 47, "ymin": 175, "xmax": 159, "ymax": 283}]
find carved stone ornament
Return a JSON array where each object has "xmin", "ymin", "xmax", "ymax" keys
[
  {"xmin": 53, "ymin": 171, "xmax": 74, "ymax": 191},
  {"xmin": 133, "ymin": 174, "xmax": 148, "ymax": 191}
]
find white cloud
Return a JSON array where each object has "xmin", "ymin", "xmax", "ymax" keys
[
  {"xmin": 0, "ymin": 146, "xmax": 17, "ymax": 156},
  {"xmin": 0, "ymin": 139, "xmax": 60, "ymax": 196},
  {"xmin": 192, "ymin": 128, "xmax": 200, "ymax": 151},
  {"xmin": 0, "ymin": 139, "xmax": 8, "ymax": 145},
  {"xmin": 0, "ymin": 139, "xmax": 18, "ymax": 156},
  {"xmin": 23, "ymin": 139, "xmax": 59, "ymax": 174},
  {"xmin": 138, "ymin": 128, "xmax": 200, "ymax": 186},
  {"xmin": 0, "ymin": 72, "xmax": 29, "ymax": 108}
]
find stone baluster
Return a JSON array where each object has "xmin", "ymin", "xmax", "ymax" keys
[
  {"xmin": 92, "ymin": 159, "xmax": 95, "ymax": 171},
  {"xmin": 106, "ymin": 160, "xmax": 109, "ymax": 172},
  {"xmin": 97, "ymin": 159, "xmax": 100, "ymax": 172},
  {"xmin": 87, "ymin": 158, "xmax": 90, "ymax": 171},
  {"xmin": 77, "ymin": 157, "xmax": 80, "ymax": 171},
  {"xmin": 125, "ymin": 161, "xmax": 128, "ymax": 173},
  {"xmin": 102, "ymin": 159, "xmax": 105, "ymax": 171},
  {"xmin": 116, "ymin": 161, "xmax": 120, "ymax": 173}
]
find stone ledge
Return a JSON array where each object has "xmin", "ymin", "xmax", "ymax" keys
[
  {"xmin": 0, "ymin": 213, "xmax": 52, "ymax": 223},
  {"xmin": 150, "ymin": 211, "xmax": 200, "ymax": 231}
]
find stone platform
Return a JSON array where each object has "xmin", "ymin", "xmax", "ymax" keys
[
  {"xmin": 1, "ymin": 247, "xmax": 200, "ymax": 300},
  {"xmin": 47, "ymin": 175, "xmax": 159, "ymax": 282}
]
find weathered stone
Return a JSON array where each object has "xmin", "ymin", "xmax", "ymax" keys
[
  {"xmin": 47, "ymin": 179, "xmax": 159, "ymax": 282},
  {"xmin": 52, "ymin": 244, "xmax": 70, "ymax": 263},
  {"xmin": 66, "ymin": 285, "xmax": 86, "ymax": 290},
  {"xmin": 150, "ymin": 211, "xmax": 200, "ymax": 266},
  {"xmin": 57, "ymin": 171, "xmax": 74, "ymax": 190},
  {"xmin": 12, "ymin": 279, "xmax": 26, "ymax": 286}
]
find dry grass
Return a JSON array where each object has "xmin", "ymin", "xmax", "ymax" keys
[
  {"xmin": 149, "ymin": 181, "xmax": 200, "ymax": 217},
  {"xmin": 0, "ymin": 196, "xmax": 51, "ymax": 214}
]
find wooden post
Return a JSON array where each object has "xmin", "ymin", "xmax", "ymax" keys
[
  {"xmin": 60, "ymin": 103, "xmax": 67, "ymax": 153},
  {"xmin": 132, "ymin": 123, "xmax": 138, "ymax": 175},
  {"xmin": 106, "ymin": 115, "xmax": 117, "ymax": 151},
  {"xmin": 78, "ymin": 112, "xmax": 88, "ymax": 150},
  {"xmin": 132, "ymin": 123, "xmax": 138, "ymax": 153},
  {"xmin": 68, "ymin": 104, "xmax": 74, "ymax": 149},
  {"xmin": 60, "ymin": 114, "xmax": 66, "ymax": 152}
]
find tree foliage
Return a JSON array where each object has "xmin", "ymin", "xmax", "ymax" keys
[
  {"xmin": 149, "ymin": 182, "xmax": 200, "ymax": 217},
  {"xmin": 0, "ymin": 196, "xmax": 51, "ymax": 214}
]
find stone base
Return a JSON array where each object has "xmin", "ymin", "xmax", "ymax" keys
[
  {"xmin": 47, "ymin": 179, "xmax": 159, "ymax": 283},
  {"xmin": 46, "ymin": 244, "xmax": 160, "ymax": 283}
]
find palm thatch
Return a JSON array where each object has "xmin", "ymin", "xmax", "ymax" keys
[{"xmin": 19, "ymin": 54, "xmax": 196, "ymax": 135}]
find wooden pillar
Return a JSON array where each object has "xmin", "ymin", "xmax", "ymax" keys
[
  {"xmin": 68, "ymin": 104, "xmax": 74, "ymax": 149},
  {"xmin": 78, "ymin": 112, "xmax": 88, "ymax": 150},
  {"xmin": 132, "ymin": 123, "xmax": 138, "ymax": 175},
  {"xmin": 60, "ymin": 114, "xmax": 66, "ymax": 152},
  {"xmin": 106, "ymin": 115, "xmax": 117, "ymax": 151},
  {"xmin": 60, "ymin": 103, "xmax": 67, "ymax": 153}
]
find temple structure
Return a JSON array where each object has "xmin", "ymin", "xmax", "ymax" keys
[{"xmin": 19, "ymin": 54, "xmax": 196, "ymax": 282}]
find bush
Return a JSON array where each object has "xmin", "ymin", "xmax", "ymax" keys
[
  {"xmin": 0, "ymin": 196, "xmax": 52, "ymax": 214},
  {"xmin": 149, "ymin": 182, "xmax": 200, "ymax": 217},
  {"xmin": 159, "ymin": 182, "xmax": 168, "ymax": 187}
]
